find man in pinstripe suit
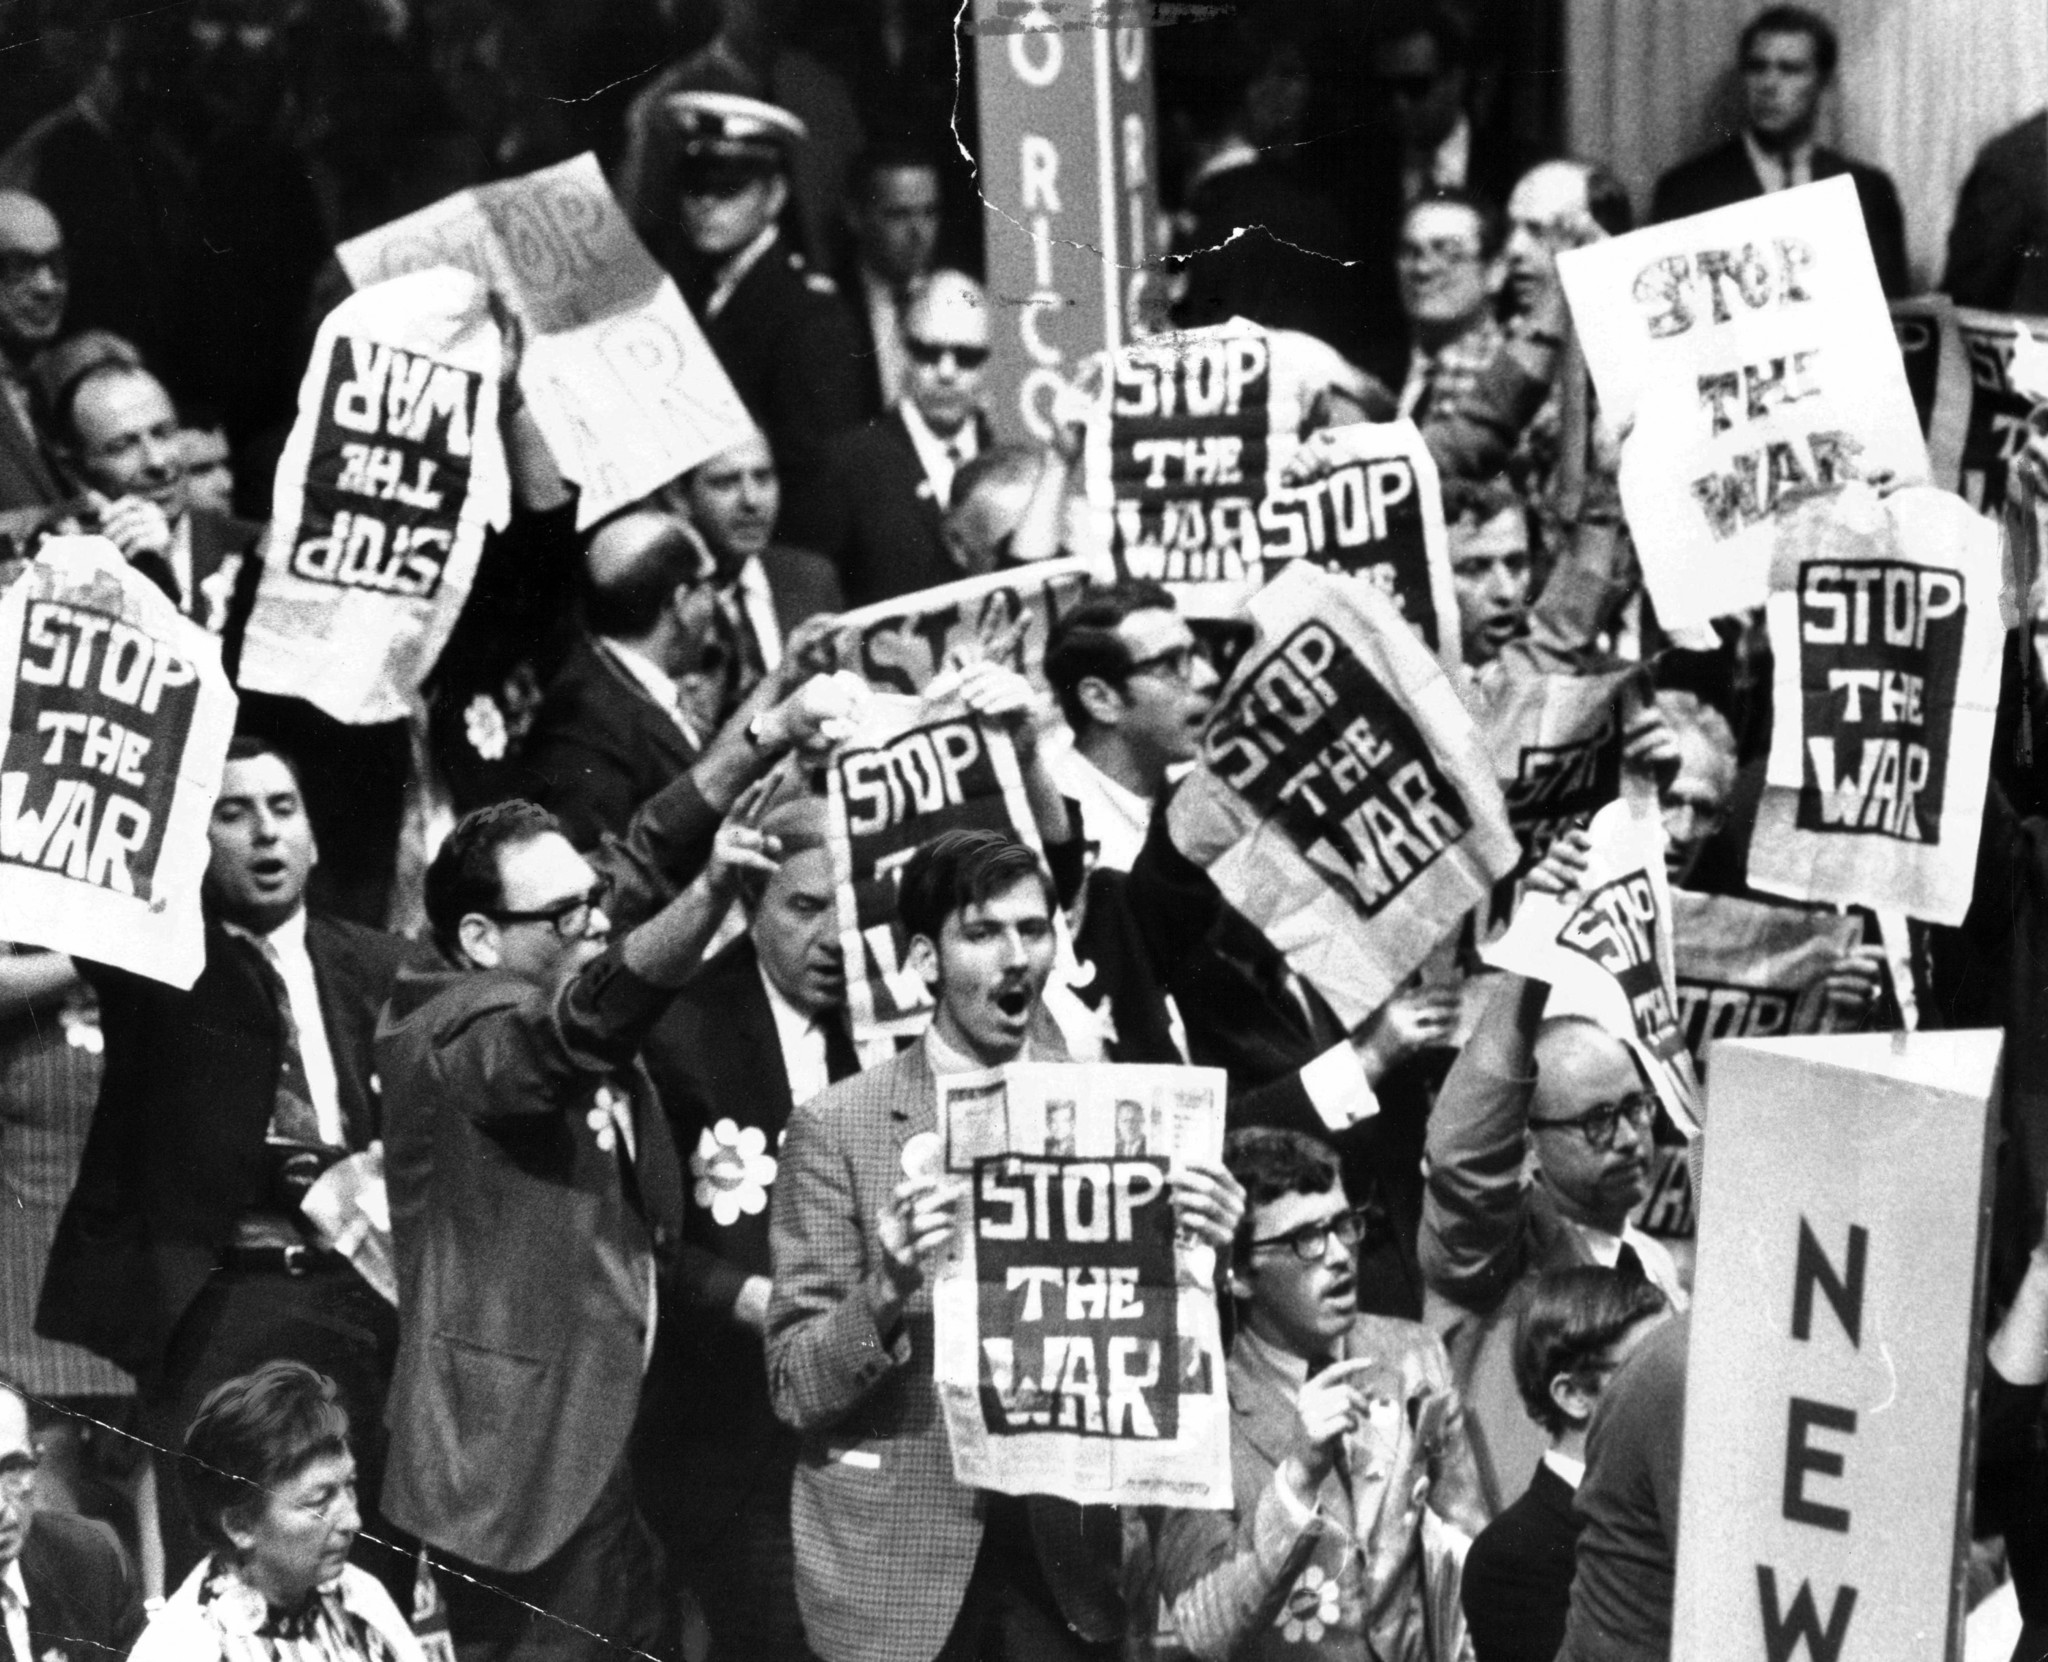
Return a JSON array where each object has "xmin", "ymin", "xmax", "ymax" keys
[{"xmin": 764, "ymin": 830, "xmax": 1243, "ymax": 1662}]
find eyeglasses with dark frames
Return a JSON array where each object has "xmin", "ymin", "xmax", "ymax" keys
[
  {"xmin": 485, "ymin": 876, "xmax": 613, "ymax": 941},
  {"xmin": 905, "ymin": 337, "xmax": 991, "ymax": 371},
  {"xmin": 1247, "ymin": 1205, "xmax": 1374, "ymax": 1264},
  {"xmin": 1528, "ymin": 1091, "xmax": 1659, "ymax": 1151}
]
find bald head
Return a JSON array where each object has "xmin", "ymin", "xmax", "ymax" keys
[
  {"xmin": 582, "ymin": 508, "xmax": 710, "ymax": 643},
  {"xmin": 0, "ymin": 191, "xmax": 66, "ymax": 358},
  {"xmin": 1530, "ymin": 1016, "xmax": 1654, "ymax": 1230}
]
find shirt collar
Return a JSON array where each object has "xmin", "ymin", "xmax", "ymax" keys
[
  {"xmin": 1543, "ymin": 1449, "xmax": 1586, "ymax": 1489},
  {"xmin": 598, "ymin": 635, "xmax": 680, "ymax": 711},
  {"xmin": 757, "ymin": 952, "xmax": 820, "ymax": 1033},
  {"xmin": 1743, "ymin": 127, "xmax": 1815, "ymax": 188},
  {"xmin": 1062, "ymin": 747, "xmax": 1152, "ymax": 833},
  {"xmin": 922, "ymin": 1020, "xmax": 1032, "ymax": 1078},
  {"xmin": 706, "ymin": 224, "xmax": 781, "ymax": 320},
  {"xmin": 2, "ymin": 1557, "xmax": 27, "ymax": 1611},
  {"xmin": 222, "ymin": 905, "xmax": 308, "ymax": 953}
]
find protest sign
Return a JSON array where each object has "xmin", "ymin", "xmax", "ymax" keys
[
  {"xmin": 1672, "ymin": 1029, "xmax": 2001, "ymax": 1662},
  {"xmin": 239, "ymin": 269, "xmax": 511, "ymax": 725},
  {"xmin": 804, "ymin": 558, "xmax": 1096, "ymax": 697},
  {"xmin": 337, "ymin": 153, "xmax": 752, "ymax": 526},
  {"xmin": 1169, "ymin": 563, "xmax": 1518, "ymax": 1028},
  {"xmin": 1955, "ymin": 307, "xmax": 2048, "ymax": 513},
  {"xmin": 930, "ymin": 1059, "xmax": 1232, "ymax": 1508},
  {"xmin": 1890, "ymin": 296, "xmax": 1970, "ymax": 493},
  {"xmin": 0, "ymin": 536, "xmax": 236, "ymax": 988},
  {"xmin": 1483, "ymin": 797, "xmax": 1703, "ymax": 1134},
  {"xmin": 1558, "ymin": 176, "xmax": 1927, "ymax": 627},
  {"xmin": 1748, "ymin": 486, "xmax": 2004, "ymax": 926},
  {"xmin": 1672, "ymin": 889, "xmax": 1864, "ymax": 1065},
  {"xmin": 825, "ymin": 689, "xmax": 1047, "ymax": 1045}
]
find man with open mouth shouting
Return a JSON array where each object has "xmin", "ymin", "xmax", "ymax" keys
[{"xmin": 765, "ymin": 828, "xmax": 1245, "ymax": 1662}]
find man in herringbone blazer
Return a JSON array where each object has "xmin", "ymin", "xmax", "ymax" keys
[{"xmin": 764, "ymin": 830, "xmax": 1244, "ymax": 1662}]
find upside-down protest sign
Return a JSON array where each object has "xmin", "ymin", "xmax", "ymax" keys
[
  {"xmin": 239, "ymin": 269, "xmax": 511, "ymax": 725},
  {"xmin": 931, "ymin": 1059, "xmax": 1231, "ymax": 1508},
  {"xmin": 338, "ymin": 152, "xmax": 752, "ymax": 526},
  {"xmin": 1748, "ymin": 486, "xmax": 2004, "ymax": 926},
  {"xmin": 0, "ymin": 536, "xmax": 236, "ymax": 987},
  {"xmin": 825, "ymin": 688, "xmax": 1046, "ymax": 1046},
  {"xmin": 1169, "ymin": 563, "xmax": 1518, "ymax": 1028},
  {"xmin": 1484, "ymin": 798, "xmax": 1703, "ymax": 1135},
  {"xmin": 1559, "ymin": 176, "xmax": 1927, "ymax": 627}
]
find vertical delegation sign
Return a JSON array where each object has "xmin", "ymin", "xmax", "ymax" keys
[
  {"xmin": 974, "ymin": 0, "xmax": 1160, "ymax": 443},
  {"xmin": 1673, "ymin": 1030, "xmax": 2001, "ymax": 1662}
]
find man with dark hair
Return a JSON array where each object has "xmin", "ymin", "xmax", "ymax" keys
[
  {"xmin": 664, "ymin": 91, "xmax": 864, "ymax": 510},
  {"xmin": 0, "ymin": 191, "xmax": 68, "ymax": 510},
  {"xmin": 843, "ymin": 142, "xmax": 943, "ymax": 416},
  {"xmin": 1394, "ymin": 190, "xmax": 1507, "ymax": 428},
  {"xmin": 522, "ymin": 506, "xmax": 729, "ymax": 849},
  {"xmin": 1156, "ymin": 1126, "xmax": 1485, "ymax": 1662},
  {"xmin": 634, "ymin": 789, "xmax": 856, "ymax": 1662},
  {"xmin": 766, "ymin": 827, "xmax": 1244, "ymax": 1662},
  {"xmin": 784, "ymin": 268, "xmax": 993, "ymax": 604},
  {"xmin": 0, "ymin": 1373, "xmax": 144, "ymax": 1662},
  {"xmin": 381, "ymin": 669, "xmax": 858, "ymax": 1661},
  {"xmin": 1444, "ymin": 477, "xmax": 1533, "ymax": 670},
  {"xmin": 1651, "ymin": 5, "xmax": 1908, "ymax": 297},
  {"xmin": 38, "ymin": 734, "xmax": 425, "ymax": 1588},
  {"xmin": 1045, "ymin": 581, "xmax": 1218, "ymax": 875},
  {"xmin": 1462, "ymin": 1268, "xmax": 1670, "ymax": 1662}
]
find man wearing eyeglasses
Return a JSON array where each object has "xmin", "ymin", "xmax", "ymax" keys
[
  {"xmin": 1418, "ymin": 961, "xmax": 1688, "ymax": 1517},
  {"xmin": 666, "ymin": 91, "xmax": 864, "ymax": 514},
  {"xmin": 1156, "ymin": 1127, "xmax": 1485, "ymax": 1662},
  {"xmin": 0, "ymin": 1377, "xmax": 144, "ymax": 1662},
  {"xmin": 379, "ymin": 669, "xmax": 863, "ymax": 1661},
  {"xmin": 1394, "ymin": 191, "xmax": 1507, "ymax": 430},
  {"xmin": 0, "ymin": 191, "xmax": 67, "ymax": 512},
  {"xmin": 785, "ymin": 268, "xmax": 995, "ymax": 606}
]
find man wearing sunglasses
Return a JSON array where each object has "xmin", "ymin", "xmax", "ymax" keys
[
  {"xmin": 665, "ymin": 91, "xmax": 864, "ymax": 516},
  {"xmin": 1419, "ymin": 963, "xmax": 1687, "ymax": 1517},
  {"xmin": 378, "ymin": 666, "xmax": 864, "ymax": 1661},
  {"xmin": 785, "ymin": 268, "xmax": 995, "ymax": 606},
  {"xmin": 1157, "ymin": 1127, "xmax": 1485, "ymax": 1662}
]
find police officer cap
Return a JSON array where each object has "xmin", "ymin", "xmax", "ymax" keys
[{"xmin": 668, "ymin": 92, "xmax": 808, "ymax": 176}]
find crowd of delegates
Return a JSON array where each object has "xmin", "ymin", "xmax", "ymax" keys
[{"xmin": 1, "ymin": 3, "xmax": 2048, "ymax": 1662}]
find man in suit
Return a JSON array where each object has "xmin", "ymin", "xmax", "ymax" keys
[
  {"xmin": 1650, "ymin": 6, "xmax": 1909, "ymax": 298},
  {"xmin": 0, "ymin": 1376, "xmax": 144, "ymax": 1662},
  {"xmin": 47, "ymin": 359, "xmax": 263, "ymax": 648},
  {"xmin": 674, "ymin": 426, "xmax": 845, "ymax": 663},
  {"xmin": 1417, "ymin": 970, "xmax": 1687, "ymax": 1517},
  {"xmin": 666, "ymin": 91, "xmax": 865, "ymax": 513},
  {"xmin": 1155, "ymin": 1128, "xmax": 1486, "ymax": 1662},
  {"xmin": 1460, "ymin": 1268, "xmax": 1670, "ymax": 1662},
  {"xmin": 522, "ymin": 508, "xmax": 723, "ymax": 850},
  {"xmin": 36, "ymin": 735, "xmax": 424, "ymax": 1587},
  {"xmin": 1392, "ymin": 190, "xmax": 1507, "ymax": 430},
  {"xmin": 784, "ymin": 268, "xmax": 992, "ymax": 605},
  {"xmin": 637, "ymin": 790, "xmax": 856, "ymax": 1661},
  {"xmin": 1944, "ymin": 110, "xmax": 2048, "ymax": 312},
  {"xmin": 381, "ymin": 669, "xmax": 861, "ymax": 1661},
  {"xmin": 0, "ymin": 192, "xmax": 67, "ymax": 512},
  {"xmin": 841, "ymin": 142, "xmax": 942, "ymax": 418},
  {"xmin": 765, "ymin": 829, "xmax": 1244, "ymax": 1662}
]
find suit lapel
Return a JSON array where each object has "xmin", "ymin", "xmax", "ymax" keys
[
  {"xmin": 306, "ymin": 917, "xmax": 375, "ymax": 1148},
  {"xmin": 0, "ymin": 390, "xmax": 55, "ymax": 501}
]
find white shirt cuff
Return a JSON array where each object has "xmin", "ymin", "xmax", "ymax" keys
[{"xmin": 1300, "ymin": 1042, "xmax": 1380, "ymax": 1131}]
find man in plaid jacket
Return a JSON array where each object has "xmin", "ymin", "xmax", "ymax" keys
[{"xmin": 764, "ymin": 829, "xmax": 1244, "ymax": 1662}]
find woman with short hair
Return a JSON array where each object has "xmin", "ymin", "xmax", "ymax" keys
[{"xmin": 131, "ymin": 1361, "xmax": 424, "ymax": 1661}]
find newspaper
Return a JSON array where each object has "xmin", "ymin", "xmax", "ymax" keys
[
  {"xmin": 1748, "ymin": 485, "xmax": 2004, "ymax": 926},
  {"xmin": 929, "ymin": 1059, "xmax": 1232, "ymax": 1509},
  {"xmin": 1169, "ymin": 563, "xmax": 1519, "ymax": 1028},
  {"xmin": 337, "ymin": 152, "xmax": 752, "ymax": 526},
  {"xmin": 1483, "ymin": 798, "xmax": 1704, "ymax": 1137},
  {"xmin": 1558, "ymin": 175, "xmax": 1928, "ymax": 627},
  {"xmin": 239, "ymin": 268, "xmax": 511, "ymax": 725},
  {"xmin": 824, "ymin": 687, "xmax": 1048, "ymax": 1046},
  {"xmin": 0, "ymin": 536, "xmax": 237, "ymax": 988}
]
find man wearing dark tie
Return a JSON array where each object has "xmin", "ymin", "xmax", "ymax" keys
[
  {"xmin": 0, "ymin": 191, "xmax": 67, "ymax": 512},
  {"xmin": 36, "ymin": 735, "xmax": 425, "ymax": 1587},
  {"xmin": 636, "ymin": 789, "xmax": 862, "ymax": 1662},
  {"xmin": 783, "ymin": 268, "xmax": 993, "ymax": 605},
  {"xmin": 0, "ymin": 1376, "xmax": 144, "ymax": 1662}
]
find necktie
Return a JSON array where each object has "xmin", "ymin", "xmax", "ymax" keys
[
  {"xmin": 822, "ymin": 1013, "xmax": 861, "ymax": 1084},
  {"xmin": 246, "ymin": 935, "xmax": 330, "ymax": 1148},
  {"xmin": 1615, "ymin": 1239, "xmax": 1647, "ymax": 1285}
]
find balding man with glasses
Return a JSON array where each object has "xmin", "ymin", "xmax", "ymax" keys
[{"xmin": 1419, "ymin": 943, "xmax": 1688, "ymax": 1516}]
